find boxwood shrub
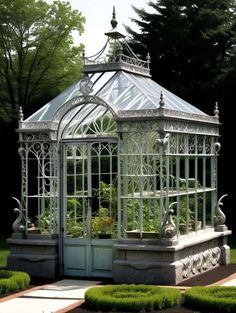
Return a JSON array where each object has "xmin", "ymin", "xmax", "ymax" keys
[
  {"xmin": 85, "ymin": 284, "xmax": 181, "ymax": 312},
  {"xmin": 0, "ymin": 269, "xmax": 30, "ymax": 294},
  {"xmin": 184, "ymin": 286, "xmax": 236, "ymax": 313}
]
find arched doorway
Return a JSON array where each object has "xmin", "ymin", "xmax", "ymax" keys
[{"xmin": 58, "ymin": 97, "xmax": 119, "ymax": 277}]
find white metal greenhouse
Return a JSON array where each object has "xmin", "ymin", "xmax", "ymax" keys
[{"xmin": 7, "ymin": 9, "xmax": 231, "ymax": 284}]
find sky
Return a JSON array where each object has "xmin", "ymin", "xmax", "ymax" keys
[{"xmin": 46, "ymin": 0, "xmax": 150, "ymax": 56}]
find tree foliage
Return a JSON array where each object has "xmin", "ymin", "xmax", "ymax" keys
[
  {"xmin": 126, "ymin": 0, "xmax": 236, "ymax": 112},
  {"xmin": 0, "ymin": 0, "xmax": 85, "ymax": 123}
]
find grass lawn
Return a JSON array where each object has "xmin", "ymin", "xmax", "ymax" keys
[
  {"xmin": 0, "ymin": 235, "xmax": 10, "ymax": 268},
  {"xmin": 229, "ymin": 235, "xmax": 236, "ymax": 263}
]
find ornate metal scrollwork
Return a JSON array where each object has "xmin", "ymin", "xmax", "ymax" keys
[
  {"xmin": 214, "ymin": 194, "xmax": 228, "ymax": 226},
  {"xmin": 156, "ymin": 132, "xmax": 170, "ymax": 155},
  {"xmin": 160, "ymin": 202, "xmax": 177, "ymax": 239},
  {"xmin": 214, "ymin": 141, "xmax": 221, "ymax": 154},
  {"xmin": 79, "ymin": 75, "xmax": 94, "ymax": 95},
  {"xmin": 12, "ymin": 197, "xmax": 25, "ymax": 233}
]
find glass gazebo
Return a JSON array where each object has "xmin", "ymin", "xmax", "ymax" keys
[{"xmin": 7, "ymin": 9, "xmax": 231, "ymax": 284}]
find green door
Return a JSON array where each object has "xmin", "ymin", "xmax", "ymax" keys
[{"xmin": 62, "ymin": 140, "xmax": 118, "ymax": 277}]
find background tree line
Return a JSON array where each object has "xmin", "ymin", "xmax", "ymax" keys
[
  {"xmin": 0, "ymin": 0, "xmax": 85, "ymax": 233},
  {"xmin": 0, "ymin": 0, "xmax": 235, "ymax": 233}
]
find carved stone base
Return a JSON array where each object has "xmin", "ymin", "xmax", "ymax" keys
[
  {"xmin": 113, "ymin": 229, "xmax": 231, "ymax": 285},
  {"xmin": 215, "ymin": 225, "xmax": 228, "ymax": 232},
  {"xmin": 7, "ymin": 235, "xmax": 59, "ymax": 279},
  {"xmin": 11, "ymin": 232, "xmax": 25, "ymax": 239}
]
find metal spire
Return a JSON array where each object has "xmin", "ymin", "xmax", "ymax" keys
[
  {"xmin": 111, "ymin": 6, "xmax": 118, "ymax": 29},
  {"xmin": 214, "ymin": 102, "xmax": 219, "ymax": 117},
  {"xmin": 19, "ymin": 106, "xmax": 24, "ymax": 122},
  {"xmin": 105, "ymin": 6, "xmax": 125, "ymax": 39},
  {"xmin": 159, "ymin": 91, "xmax": 165, "ymax": 108}
]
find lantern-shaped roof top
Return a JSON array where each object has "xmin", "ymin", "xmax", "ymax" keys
[{"xmin": 24, "ymin": 7, "xmax": 218, "ymax": 127}]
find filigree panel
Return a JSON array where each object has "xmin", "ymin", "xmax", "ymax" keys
[
  {"xmin": 22, "ymin": 132, "xmax": 50, "ymax": 142},
  {"xmin": 164, "ymin": 120, "xmax": 219, "ymax": 136},
  {"xmin": 180, "ymin": 246, "xmax": 221, "ymax": 279}
]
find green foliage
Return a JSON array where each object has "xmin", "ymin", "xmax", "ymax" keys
[
  {"xmin": 91, "ymin": 207, "xmax": 116, "ymax": 238},
  {"xmin": 0, "ymin": 270, "xmax": 30, "ymax": 294},
  {"xmin": 126, "ymin": 0, "xmax": 236, "ymax": 111},
  {"xmin": 229, "ymin": 236, "xmax": 236, "ymax": 264},
  {"xmin": 0, "ymin": 0, "xmax": 85, "ymax": 123},
  {"xmin": 184, "ymin": 286, "xmax": 236, "ymax": 312},
  {"xmin": 36, "ymin": 207, "xmax": 51, "ymax": 234},
  {"xmin": 66, "ymin": 198, "xmax": 83, "ymax": 237},
  {"xmin": 126, "ymin": 199, "xmax": 160, "ymax": 233},
  {"xmin": 85, "ymin": 284, "xmax": 181, "ymax": 312},
  {"xmin": 91, "ymin": 181, "xmax": 117, "ymax": 238},
  {"xmin": 98, "ymin": 181, "xmax": 117, "ymax": 210},
  {"xmin": 0, "ymin": 235, "xmax": 9, "ymax": 268}
]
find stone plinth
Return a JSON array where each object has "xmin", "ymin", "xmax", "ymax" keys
[
  {"xmin": 7, "ymin": 234, "xmax": 59, "ymax": 279},
  {"xmin": 113, "ymin": 229, "xmax": 231, "ymax": 285}
]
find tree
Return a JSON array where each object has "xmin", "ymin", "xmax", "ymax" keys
[
  {"xmin": 126, "ymin": 0, "xmax": 236, "ymax": 112},
  {"xmin": 0, "ymin": 0, "xmax": 85, "ymax": 123}
]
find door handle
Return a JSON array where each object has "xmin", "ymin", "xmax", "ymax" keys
[{"xmin": 87, "ymin": 196, "xmax": 93, "ymax": 207}]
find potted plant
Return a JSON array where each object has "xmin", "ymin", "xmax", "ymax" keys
[{"xmin": 92, "ymin": 207, "xmax": 115, "ymax": 239}]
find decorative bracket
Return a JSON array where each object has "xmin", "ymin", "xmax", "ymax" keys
[
  {"xmin": 156, "ymin": 132, "xmax": 170, "ymax": 155},
  {"xmin": 160, "ymin": 202, "xmax": 177, "ymax": 239},
  {"xmin": 214, "ymin": 194, "xmax": 228, "ymax": 227},
  {"xmin": 79, "ymin": 75, "xmax": 94, "ymax": 95},
  {"xmin": 12, "ymin": 197, "xmax": 25, "ymax": 233},
  {"xmin": 214, "ymin": 142, "xmax": 221, "ymax": 154}
]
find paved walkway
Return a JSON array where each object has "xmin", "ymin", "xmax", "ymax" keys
[
  {"xmin": 0, "ymin": 279, "xmax": 101, "ymax": 313},
  {"xmin": 1, "ymin": 265, "xmax": 236, "ymax": 313}
]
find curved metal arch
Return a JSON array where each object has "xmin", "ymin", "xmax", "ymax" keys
[
  {"xmin": 52, "ymin": 95, "xmax": 118, "ymax": 124},
  {"xmin": 52, "ymin": 95, "xmax": 119, "ymax": 140}
]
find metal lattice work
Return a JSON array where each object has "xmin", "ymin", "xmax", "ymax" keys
[
  {"xmin": 118, "ymin": 120, "xmax": 218, "ymax": 238},
  {"xmin": 18, "ymin": 133, "xmax": 58, "ymax": 235},
  {"xmin": 119, "ymin": 121, "xmax": 161, "ymax": 237},
  {"xmin": 17, "ymin": 104, "xmax": 220, "ymax": 241},
  {"xmin": 63, "ymin": 141, "xmax": 118, "ymax": 239}
]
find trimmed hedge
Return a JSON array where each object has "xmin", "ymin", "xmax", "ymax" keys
[
  {"xmin": 0, "ymin": 269, "xmax": 30, "ymax": 294},
  {"xmin": 184, "ymin": 286, "xmax": 236, "ymax": 313},
  {"xmin": 85, "ymin": 284, "xmax": 181, "ymax": 312}
]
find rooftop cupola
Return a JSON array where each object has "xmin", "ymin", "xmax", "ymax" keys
[{"xmin": 83, "ymin": 6, "xmax": 151, "ymax": 77}]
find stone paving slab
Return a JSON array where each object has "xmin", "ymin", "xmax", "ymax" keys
[
  {"xmin": 0, "ymin": 297, "xmax": 78, "ymax": 313},
  {"xmin": 0, "ymin": 279, "xmax": 101, "ymax": 313},
  {"xmin": 24, "ymin": 279, "xmax": 100, "ymax": 300},
  {"xmin": 222, "ymin": 277, "xmax": 236, "ymax": 286}
]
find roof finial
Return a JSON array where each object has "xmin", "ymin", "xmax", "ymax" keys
[
  {"xmin": 111, "ymin": 6, "xmax": 118, "ymax": 29},
  {"xmin": 146, "ymin": 52, "xmax": 151, "ymax": 69},
  {"xmin": 19, "ymin": 106, "xmax": 24, "ymax": 122},
  {"xmin": 159, "ymin": 91, "xmax": 165, "ymax": 108},
  {"xmin": 214, "ymin": 101, "xmax": 219, "ymax": 117}
]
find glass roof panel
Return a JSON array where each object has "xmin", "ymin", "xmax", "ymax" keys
[
  {"xmin": 25, "ymin": 69, "xmax": 206, "ymax": 123},
  {"xmin": 92, "ymin": 71, "xmax": 116, "ymax": 94}
]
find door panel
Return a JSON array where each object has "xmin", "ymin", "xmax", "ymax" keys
[{"xmin": 63, "ymin": 140, "xmax": 117, "ymax": 277}]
